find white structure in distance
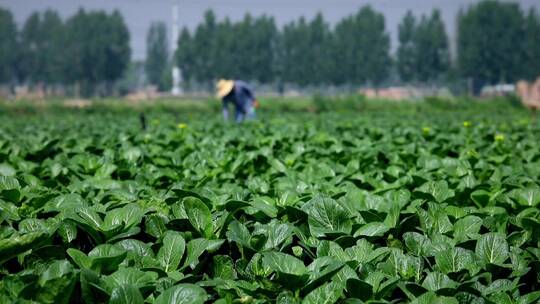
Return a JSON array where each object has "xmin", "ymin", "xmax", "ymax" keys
[{"xmin": 171, "ymin": 0, "xmax": 182, "ymax": 96}]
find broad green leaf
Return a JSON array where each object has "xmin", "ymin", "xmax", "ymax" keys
[
  {"xmin": 403, "ymin": 232, "xmax": 431, "ymax": 256},
  {"xmin": 263, "ymin": 221, "xmax": 294, "ymax": 250},
  {"xmin": 38, "ymin": 259, "xmax": 74, "ymax": 282},
  {"xmin": 247, "ymin": 197, "xmax": 279, "ymax": 218},
  {"xmin": 0, "ymin": 231, "xmax": 49, "ymax": 264},
  {"xmin": 471, "ymin": 189, "xmax": 491, "ymax": 207},
  {"xmin": 511, "ymin": 186, "xmax": 540, "ymax": 207},
  {"xmin": 103, "ymin": 205, "xmax": 145, "ymax": 230},
  {"xmin": 435, "ymin": 247, "xmax": 474, "ymax": 274},
  {"xmin": 0, "ymin": 163, "xmax": 16, "ymax": 176},
  {"xmin": 184, "ymin": 197, "xmax": 213, "ymax": 238},
  {"xmin": 116, "ymin": 239, "xmax": 154, "ymax": 265},
  {"xmin": 123, "ymin": 147, "xmax": 142, "ymax": 163},
  {"xmin": 212, "ymin": 255, "xmax": 236, "ymax": 280},
  {"xmin": 422, "ymin": 272, "xmax": 457, "ymax": 291},
  {"xmin": 453, "ymin": 215, "xmax": 482, "ymax": 241},
  {"xmin": 44, "ymin": 194, "xmax": 88, "ymax": 213},
  {"xmin": 226, "ymin": 220, "xmax": 252, "ymax": 249},
  {"xmin": 157, "ymin": 231, "xmax": 186, "ymax": 272},
  {"xmin": 144, "ymin": 214, "xmax": 168, "ymax": 238},
  {"xmin": 67, "ymin": 248, "xmax": 92, "ymax": 269},
  {"xmin": 353, "ymin": 222, "xmax": 389, "ymax": 237},
  {"xmin": 73, "ymin": 207, "xmax": 103, "ymax": 230},
  {"xmin": 35, "ymin": 260, "xmax": 77, "ymax": 304},
  {"xmin": 103, "ymin": 268, "xmax": 158, "ymax": 290},
  {"xmin": 305, "ymin": 196, "xmax": 352, "ymax": 237},
  {"xmin": 346, "ymin": 279, "xmax": 373, "ymax": 301},
  {"xmin": 155, "ymin": 284, "xmax": 207, "ymax": 304},
  {"xmin": 263, "ymin": 251, "xmax": 309, "ymax": 288},
  {"xmin": 415, "ymin": 181, "xmax": 455, "ymax": 203},
  {"xmin": 475, "ymin": 233, "xmax": 509, "ymax": 265},
  {"xmin": 88, "ymin": 244, "xmax": 127, "ymax": 273},
  {"xmin": 0, "ymin": 176, "xmax": 20, "ymax": 203},
  {"xmin": 182, "ymin": 238, "xmax": 224, "ymax": 270},
  {"xmin": 410, "ymin": 291, "xmax": 458, "ymax": 304},
  {"xmin": 302, "ymin": 281, "xmax": 343, "ymax": 304},
  {"xmin": 58, "ymin": 221, "xmax": 78, "ymax": 243},
  {"xmin": 518, "ymin": 291, "xmax": 540, "ymax": 304},
  {"xmin": 80, "ymin": 269, "xmax": 109, "ymax": 304},
  {"xmin": 263, "ymin": 252, "xmax": 307, "ymax": 276},
  {"xmin": 109, "ymin": 284, "xmax": 144, "ymax": 304}
]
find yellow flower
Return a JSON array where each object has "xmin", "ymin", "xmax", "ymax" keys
[
  {"xmin": 495, "ymin": 134, "xmax": 505, "ymax": 142},
  {"xmin": 422, "ymin": 127, "xmax": 431, "ymax": 134},
  {"xmin": 177, "ymin": 123, "xmax": 187, "ymax": 129},
  {"xmin": 463, "ymin": 121, "xmax": 471, "ymax": 127}
]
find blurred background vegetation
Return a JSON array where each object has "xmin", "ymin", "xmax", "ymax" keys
[{"xmin": 0, "ymin": 1, "xmax": 539, "ymax": 98}]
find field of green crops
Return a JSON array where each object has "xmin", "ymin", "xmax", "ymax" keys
[{"xmin": 1, "ymin": 102, "xmax": 539, "ymax": 303}]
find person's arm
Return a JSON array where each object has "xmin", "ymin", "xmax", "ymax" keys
[{"xmin": 242, "ymin": 85, "xmax": 256, "ymax": 103}]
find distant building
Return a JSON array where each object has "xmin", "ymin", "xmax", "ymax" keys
[{"xmin": 480, "ymin": 84, "xmax": 515, "ymax": 97}]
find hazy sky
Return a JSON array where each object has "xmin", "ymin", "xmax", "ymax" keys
[{"xmin": 1, "ymin": 0, "xmax": 539, "ymax": 60}]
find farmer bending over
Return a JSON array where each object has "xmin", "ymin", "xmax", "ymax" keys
[{"xmin": 216, "ymin": 79, "xmax": 258, "ymax": 122}]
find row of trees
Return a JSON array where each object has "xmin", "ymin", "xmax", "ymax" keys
[
  {"xmin": 173, "ymin": 2, "xmax": 540, "ymax": 90},
  {"xmin": 175, "ymin": 7, "xmax": 392, "ymax": 87},
  {"xmin": 0, "ymin": 8, "xmax": 130, "ymax": 95},
  {"xmin": 1, "ymin": 1, "xmax": 540, "ymax": 95}
]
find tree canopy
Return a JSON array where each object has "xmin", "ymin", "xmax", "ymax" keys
[{"xmin": 145, "ymin": 22, "xmax": 169, "ymax": 90}]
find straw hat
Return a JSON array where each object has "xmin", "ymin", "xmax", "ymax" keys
[{"xmin": 216, "ymin": 79, "xmax": 235, "ymax": 98}]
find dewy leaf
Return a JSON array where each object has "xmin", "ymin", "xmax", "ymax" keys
[
  {"xmin": 475, "ymin": 233, "xmax": 510, "ymax": 265},
  {"xmin": 155, "ymin": 283, "xmax": 207, "ymax": 304},
  {"xmin": 109, "ymin": 284, "xmax": 144, "ymax": 304},
  {"xmin": 184, "ymin": 197, "xmax": 214, "ymax": 238},
  {"xmin": 415, "ymin": 181, "xmax": 455, "ymax": 203},
  {"xmin": 304, "ymin": 196, "xmax": 352, "ymax": 237},
  {"xmin": 157, "ymin": 231, "xmax": 186, "ymax": 272}
]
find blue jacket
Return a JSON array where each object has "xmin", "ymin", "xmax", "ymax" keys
[{"xmin": 222, "ymin": 80, "xmax": 256, "ymax": 122}]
